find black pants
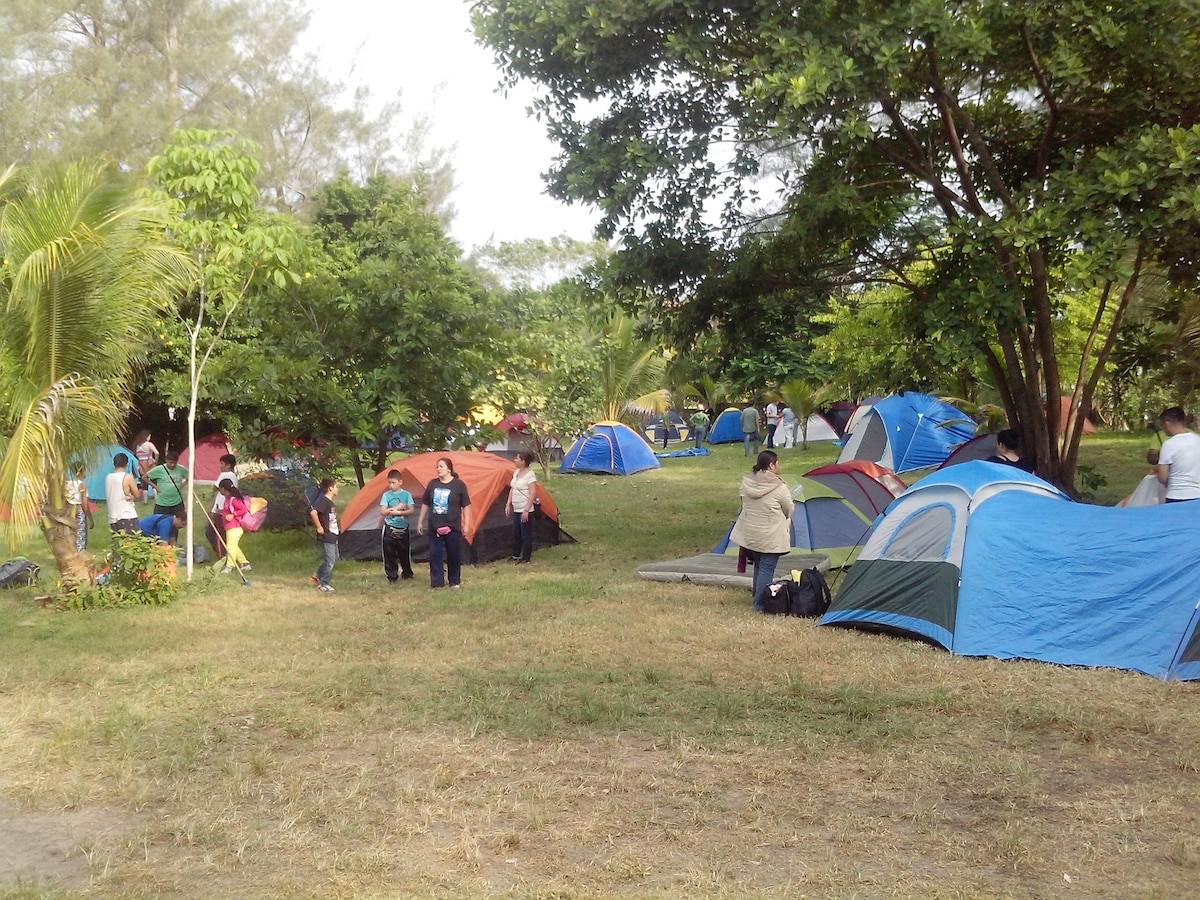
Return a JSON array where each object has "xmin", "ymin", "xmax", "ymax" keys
[
  {"xmin": 511, "ymin": 513, "xmax": 533, "ymax": 562},
  {"xmin": 382, "ymin": 526, "xmax": 413, "ymax": 580},
  {"xmin": 205, "ymin": 518, "xmax": 226, "ymax": 554}
]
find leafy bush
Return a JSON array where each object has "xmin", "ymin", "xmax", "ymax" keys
[
  {"xmin": 239, "ymin": 470, "xmax": 317, "ymax": 530},
  {"xmin": 66, "ymin": 533, "xmax": 180, "ymax": 610}
]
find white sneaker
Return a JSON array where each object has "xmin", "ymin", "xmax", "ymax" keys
[
  {"xmin": 222, "ymin": 566, "xmax": 233, "ymax": 574},
  {"xmin": 239, "ymin": 563, "xmax": 252, "ymax": 571},
  {"xmin": 318, "ymin": 583, "xmax": 335, "ymax": 593}
]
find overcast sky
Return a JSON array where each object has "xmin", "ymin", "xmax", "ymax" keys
[{"xmin": 299, "ymin": 0, "xmax": 600, "ymax": 251}]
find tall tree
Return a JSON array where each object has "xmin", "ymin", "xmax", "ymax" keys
[
  {"xmin": 0, "ymin": 1, "xmax": 446, "ymax": 214},
  {"xmin": 147, "ymin": 128, "xmax": 302, "ymax": 578},
  {"xmin": 474, "ymin": 0, "xmax": 1200, "ymax": 489},
  {"xmin": 229, "ymin": 173, "xmax": 502, "ymax": 483},
  {"xmin": 0, "ymin": 161, "xmax": 192, "ymax": 583}
]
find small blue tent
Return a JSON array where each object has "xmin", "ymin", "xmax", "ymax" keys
[
  {"xmin": 837, "ymin": 392, "xmax": 975, "ymax": 472},
  {"xmin": 559, "ymin": 421, "xmax": 661, "ymax": 475},
  {"xmin": 823, "ymin": 461, "xmax": 1200, "ymax": 680},
  {"xmin": 82, "ymin": 443, "xmax": 138, "ymax": 501},
  {"xmin": 707, "ymin": 407, "xmax": 746, "ymax": 444}
]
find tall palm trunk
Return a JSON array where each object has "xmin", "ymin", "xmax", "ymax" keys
[{"xmin": 41, "ymin": 506, "xmax": 91, "ymax": 585}]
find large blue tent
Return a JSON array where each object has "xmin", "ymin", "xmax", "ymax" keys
[
  {"xmin": 823, "ymin": 461, "xmax": 1200, "ymax": 680},
  {"xmin": 837, "ymin": 391, "xmax": 975, "ymax": 472},
  {"xmin": 559, "ymin": 421, "xmax": 661, "ymax": 475}
]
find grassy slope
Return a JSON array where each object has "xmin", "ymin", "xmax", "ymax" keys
[{"xmin": 0, "ymin": 434, "xmax": 1196, "ymax": 899}]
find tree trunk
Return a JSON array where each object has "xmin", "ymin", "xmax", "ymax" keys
[{"xmin": 41, "ymin": 507, "xmax": 92, "ymax": 587}]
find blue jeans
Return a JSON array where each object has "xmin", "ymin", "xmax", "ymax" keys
[
  {"xmin": 750, "ymin": 551, "xmax": 784, "ymax": 611},
  {"xmin": 743, "ymin": 431, "xmax": 760, "ymax": 457},
  {"xmin": 428, "ymin": 528, "xmax": 463, "ymax": 587},
  {"xmin": 692, "ymin": 426, "xmax": 707, "ymax": 449},
  {"xmin": 316, "ymin": 540, "xmax": 338, "ymax": 586}
]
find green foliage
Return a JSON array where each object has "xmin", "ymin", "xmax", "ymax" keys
[
  {"xmin": 0, "ymin": 161, "xmax": 193, "ymax": 578},
  {"xmin": 473, "ymin": 0, "xmax": 1200, "ymax": 489},
  {"xmin": 233, "ymin": 174, "xmax": 500, "ymax": 473},
  {"xmin": 66, "ymin": 533, "xmax": 180, "ymax": 610},
  {"xmin": 0, "ymin": 0, "xmax": 421, "ymax": 212},
  {"xmin": 239, "ymin": 471, "xmax": 313, "ymax": 530}
]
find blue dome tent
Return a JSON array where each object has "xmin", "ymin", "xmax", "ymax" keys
[
  {"xmin": 837, "ymin": 391, "xmax": 975, "ymax": 472},
  {"xmin": 559, "ymin": 421, "xmax": 661, "ymax": 475}
]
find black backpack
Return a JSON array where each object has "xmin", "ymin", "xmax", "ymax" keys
[
  {"xmin": 762, "ymin": 567, "xmax": 832, "ymax": 617},
  {"xmin": 0, "ymin": 558, "xmax": 40, "ymax": 589}
]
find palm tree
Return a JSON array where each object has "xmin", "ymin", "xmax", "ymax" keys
[
  {"xmin": 775, "ymin": 377, "xmax": 834, "ymax": 450},
  {"xmin": 0, "ymin": 162, "xmax": 194, "ymax": 584},
  {"xmin": 596, "ymin": 311, "xmax": 671, "ymax": 423}
]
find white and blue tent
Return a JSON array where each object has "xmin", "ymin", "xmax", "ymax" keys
[
  {"xmin": 823, "ymin": 461, "xmax": 1200, "ymax": 681},
  {"xmin": 559, "ymin": 421, "xmax": 660, "ymax": 475},
  {"xmin": 837, "ymin": 391, "xmax": 975, "ymax": 472}
]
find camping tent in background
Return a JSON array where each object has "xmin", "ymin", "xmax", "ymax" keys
[
  {"xmin": 713, "ymin": 476, "xmax": 875, "ymax": 568},
  {"xmin": 823, "ymin": 401, "xmax": 860, "ymax": 438},
  {"xmin": 645, "ymin": 411, "xmax": 688, "ymax": 444},
  {"xmin": 779, "ymin": 412, "xmax": 841, "ymax": 445},
  {"xmin": 707, "ymin": 407, "xmax": 746, "ymax": 444},
  {"xmin": 559, "ymin": 421, "xmax": 661, "ymax": 475},
  {"xmin": 836, "ymin": 392, "xmax": 975, "ymax": 472},
  {"xmin": 339, "ymin": 450, "xmax": 574, "ymax": 562},
  {"xmin": 1060, "ymin": 396, "xmax": 1097, "ymax": 434},
  {"xmin": 82, "ymin": 443, "xmax": 138, "ymax": 501},
  {"xmin": 179, "ymin": 434, "xmax": 234, "ymax": 484},
  {"xmin": 938, "ymin": 434, "xmax": 997, "ymax": 469},
  {"xmin": 842, "ymin": 396, "xmax": 882, "ymax": 438},
  {"xmin": 823, "ymin": 461, "xmax": 1200, "ymax": 680},
  {"xmin": 484, "ymin": 412, "xmax": 562, "ymax": 461},
  {"xmin": 803, "ymin": 461, "xmax": 905, "ymax": 519}
]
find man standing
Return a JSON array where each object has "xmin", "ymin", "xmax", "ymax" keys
[
  {"xmin": 1155, "ymin": 407, "xmax": 1200, "ymax": 502},
  {"xmin": 206, "ymin": 454, "xmax": 238, "ymax": 554},
  {"xmin": 105, "ymin": 453, "xmax": 140, "ymax": 534},
  {"xmin": 689, "ymin": 408, "xmax": 710, "ymax": 449},
  {"xmin": 740, "ymin": 402, "xmax": 762, "ymax": 457},
  {"xmin": 309, "ymin": 478, "xmax": 340, "ymax": 592},
  {"xmin": 379, "ymin": 470, "xmax": 415, "ymax": 582},
  {"xmin": 145, "ymin": 450, "xmax": 188, "ymax": 517},
  {"xmin": 764, "ymin": 399, "xmax": 780, "ymax": 448}
]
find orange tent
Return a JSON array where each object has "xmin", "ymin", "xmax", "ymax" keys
[{"xmin": 339, "ymin": 450, "xmax": 570, "ymax": 563}]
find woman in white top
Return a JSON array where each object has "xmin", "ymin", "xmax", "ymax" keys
[{"xmin": 504, "ymin": 451, "xmax": 539, "ymax": 563}]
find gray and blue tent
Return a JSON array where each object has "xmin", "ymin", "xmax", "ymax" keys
[
  {"xmin": 822, "ymin": 461, "xmax": 1200, "ymax": 680},
  {"xmin": 837, "ymin": 391, "xmax": 975, "ymax": 472},
  {"xmin": 559, "ymin": 421, "xmax": 660, "ymax": 475}
]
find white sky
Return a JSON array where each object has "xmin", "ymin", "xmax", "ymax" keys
[{"xmin": 299, "ymin": 0, "xmax": 600, "ymax": 252}]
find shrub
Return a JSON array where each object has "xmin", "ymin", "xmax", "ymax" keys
[{"xmin": 65, "ymin": 533, "xmax": 180, "ymax": 610}]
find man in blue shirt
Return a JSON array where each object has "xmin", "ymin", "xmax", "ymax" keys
[
  {"xmin": 139, "ymin": 512, "xmax": 185, "ymax": 545},
  {"xmin": 379, "ymin": 470, "xmax": 415, "ymax": 582}
]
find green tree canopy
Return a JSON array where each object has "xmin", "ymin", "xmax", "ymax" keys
[{"xmin": 474, "ymin": 0, "xmax": 1200, "ymax": 488}]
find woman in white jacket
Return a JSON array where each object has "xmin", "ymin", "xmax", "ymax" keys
[{"xmin": 729, "ymin": 450, "xmax": 794, "ymax": 611}]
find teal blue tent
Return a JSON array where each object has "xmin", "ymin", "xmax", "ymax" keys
[{"xmin": 82, "ymin": 444, "xmax": 138, "ymax": 501}]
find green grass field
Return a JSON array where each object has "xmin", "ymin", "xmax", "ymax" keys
[{"xmin": 1, "ymin": 433, "xmax": 1195, "ymax": 898}]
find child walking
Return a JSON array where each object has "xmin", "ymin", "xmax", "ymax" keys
[
  {"xmin": 219, "ymin": 483, "xmax": 252, "ymax": 573},
  {"xmin": 309, "ymin": 478, "xmax": 339, "ymax": 593}
]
